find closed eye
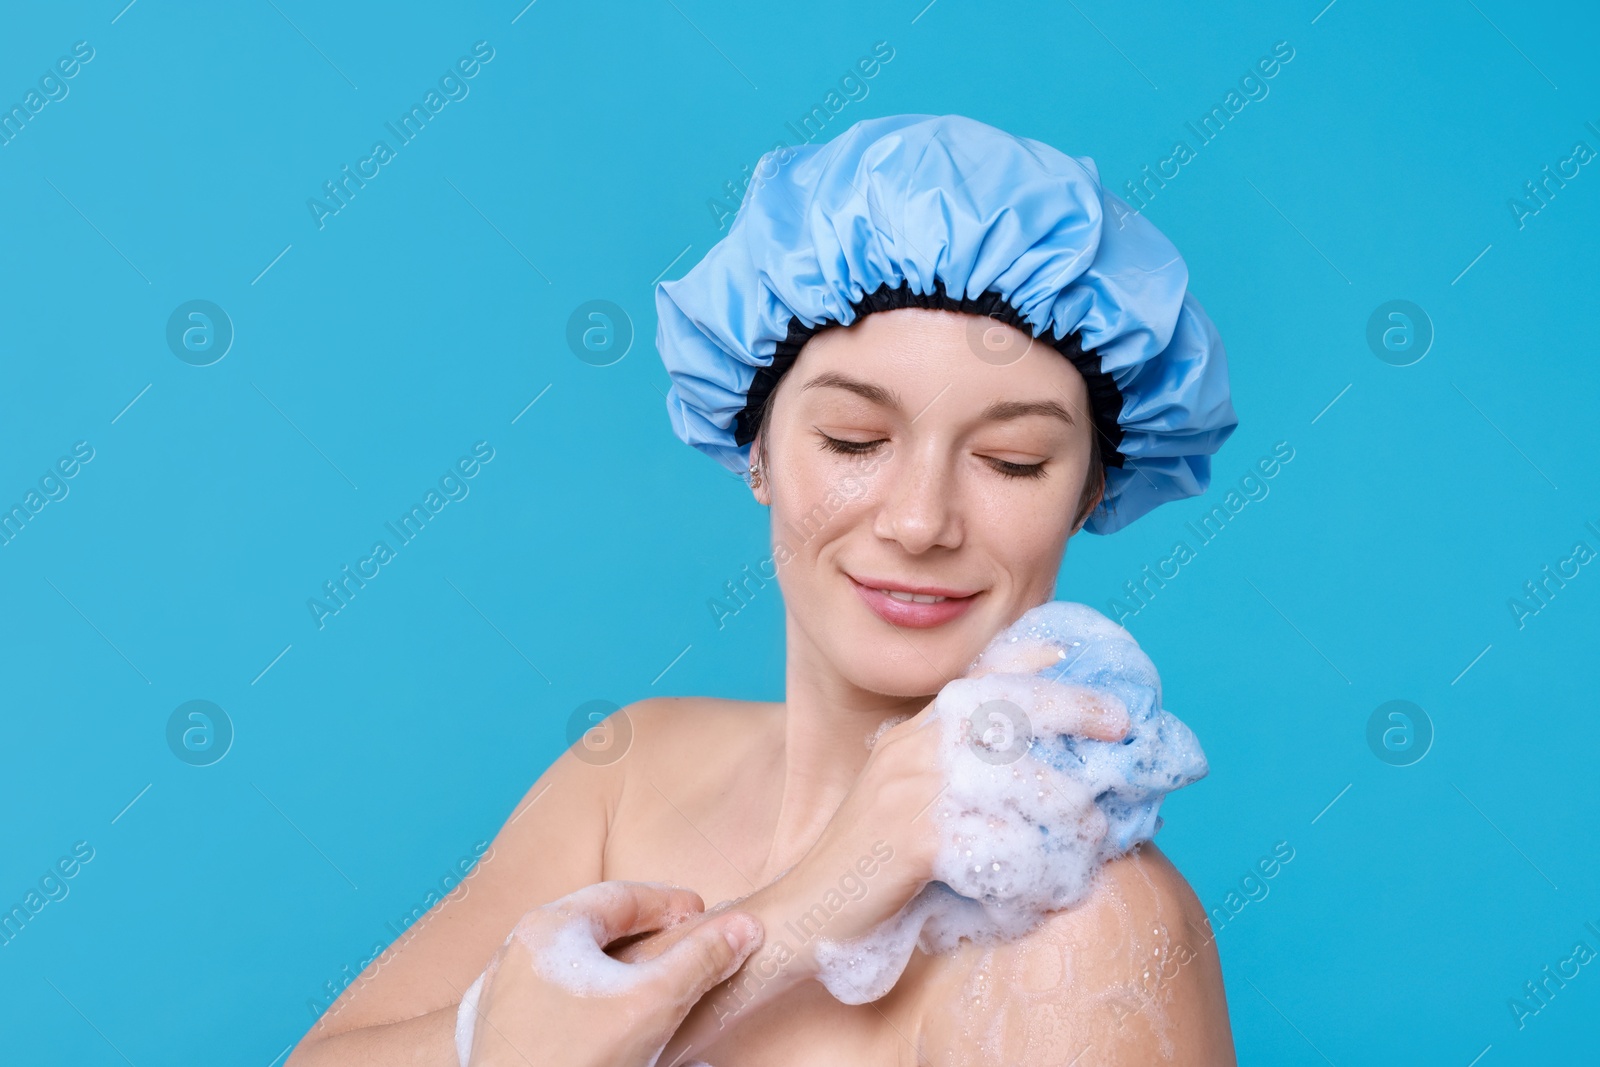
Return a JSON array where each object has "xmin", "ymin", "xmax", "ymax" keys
[
  {"xmin": 817, "ymin": 433, "xmax": 884, "ymax": 457},
  {"xmin": 986, "ymin": 457, "xmax": 1047, "ymax": 480},
  {"xmin": 819, "ymin": 433, "xmax": 1047, "ymax": 479}
]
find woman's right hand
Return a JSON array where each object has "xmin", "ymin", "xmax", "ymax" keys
[
  {"xmin": 776, "ymin": 651, "xmax": 1134, "ymax": 956},
  {"xmin": 773, "ymin": 704, "xmax": 949, "ymax": 950}
]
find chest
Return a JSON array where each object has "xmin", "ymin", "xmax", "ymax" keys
[{"xmin": 600, "ymin": 784, "xmax": 936, "ymax": 1065}]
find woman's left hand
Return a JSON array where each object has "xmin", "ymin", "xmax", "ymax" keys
[{"xmin": 459, "ymin": 881, "xmax": 763, "ymax": 1067}]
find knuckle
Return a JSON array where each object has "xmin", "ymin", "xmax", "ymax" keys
[{"xmin": 694, "ymin": 930, "xmax": 733, "ymax": 977}]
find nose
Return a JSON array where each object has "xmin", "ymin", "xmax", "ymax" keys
[{"xmin": 871, "ymin": 439, "xmax": 963, "ymax": 554}]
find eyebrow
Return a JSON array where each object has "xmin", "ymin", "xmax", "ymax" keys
[
  {"xmin": 800, "ymin": 371, "xmax": 902, "ymax": 410},
  {"xmin": 800, "ymin": 371, "xmax": 1077, "ymax": 427},
  {"xmin": 976, "ymin": 398, "xmax": 1078, "ymax": 428}
]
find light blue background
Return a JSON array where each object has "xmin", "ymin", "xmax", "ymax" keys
[{"xmin": 2, "ymin": 1, "xmax": 1596, "ymax": 1063}]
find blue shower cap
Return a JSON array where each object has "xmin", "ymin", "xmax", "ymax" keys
[{"xmin": 654, "ymin": 113, "xmax": 1238, "ymax": 535}]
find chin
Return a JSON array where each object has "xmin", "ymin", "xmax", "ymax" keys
[
  {"xmin": 795, "ymin": 580, "xmax": 1016, "ymax": 698},
  {"xmin": 832, "ymin": 627, "xmax": 981, "ymax": 700},
  {"xmin": 846, "ymin": 657, "xmax": 949, "ymax": 701}
]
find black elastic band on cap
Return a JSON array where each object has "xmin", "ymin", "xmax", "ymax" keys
[{"xmin": 732, "ymin": 278, "xmax": 1127, "ymax": 468}]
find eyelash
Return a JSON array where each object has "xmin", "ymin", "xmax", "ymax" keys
[{"xmin": 817, "ymin": 434, "xmax": 1048, "ymax": 480}]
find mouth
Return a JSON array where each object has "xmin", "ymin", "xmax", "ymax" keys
[{"xmin": 847, "ymin": 573, "xmax": 982, "ymax": 629}]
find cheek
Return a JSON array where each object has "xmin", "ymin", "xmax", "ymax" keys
[
  {"xmin": 768, "ymin": 475, "xmax": 886, "ymax": 625},
  {"xmin": 771, "ymin": 471, "xmax": 873, "ymax": 562},
  {"xmin": 970, "ymin": 478, "xmax": 1075, "ymax": 558},
  {"xmin": 768, "ymin": 438, "xmax": 882, "ymax": 536}
]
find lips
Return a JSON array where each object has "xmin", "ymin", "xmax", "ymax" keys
[{"xmin": 848, "ymin": 574, "xmax": 981, "ymax": 629}]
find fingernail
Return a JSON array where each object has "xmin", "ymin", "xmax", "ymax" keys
[{"xmin": 723, "ymin": 913, "xmax": 762, "ymax": 952}]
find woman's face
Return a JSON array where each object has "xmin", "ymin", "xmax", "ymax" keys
[{"xmin": 754, "ymin": 306, "xmax": 1102, "ymax": 699}]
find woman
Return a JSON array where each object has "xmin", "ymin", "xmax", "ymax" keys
[{"xmin": 288, "ymin": 113, "xmax": 1240, "ymax": 1066}]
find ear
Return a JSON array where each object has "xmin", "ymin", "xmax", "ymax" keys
[
  {"xmin": 1071, "ymin": 481, "xmax": 1105, "ymax": 535},
  {"xmin": 751, "ymin": 438, "xmax": 772, "ymax": 507}
]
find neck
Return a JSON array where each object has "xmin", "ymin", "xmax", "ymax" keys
[{"xmin": 757, "ymin": 607, "xmax": 938, "ymax": 878}]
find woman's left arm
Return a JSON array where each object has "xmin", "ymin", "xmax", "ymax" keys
[{"xmin": 917, "ymin": 842, "xmax": 1237, "ymax": 1067}]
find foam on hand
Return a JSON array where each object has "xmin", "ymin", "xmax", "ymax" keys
[
  {"xmin": 812, "ymin": 600, "xmax": 1210, "ymax": 1005},
  {"xmin": 455, "ymin": 882, "xmax": 700, "ymax": 1066},
  {"xmin": 455, "ymin": 965, "xmax": 491, "ymax": 1067}
]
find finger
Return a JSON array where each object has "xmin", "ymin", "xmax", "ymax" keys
[
  {"xmin": 1031, "ymin": 679, "xmax": 1130, "ymax": 742},
  {"xmin": 946, "ymin": 674, "xmax": 1130, "ymax": 742},
  {"xmin": 967, "ymin": 637, "xmax": 1067, "ymax": 679},
  {"xmin": 549, "ymin": 881, "xmax": 706, "ymax": 946},
  {"xmin": 639, "ymin": 910, "xmax": 764, "ymax": 1005},
  {"xmin": 608, "ymin": 901, "xmax": 708, "ymax": 965}
]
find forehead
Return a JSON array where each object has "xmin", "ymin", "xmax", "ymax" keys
[{"xmin": 786, "ymin": 306, "xmax": 1090, "ymax": 414}]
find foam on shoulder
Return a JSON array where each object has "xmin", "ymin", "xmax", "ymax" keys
[{"xmin": 813, "ymin": 600, "xmax": 1209, "ymax": 1004}]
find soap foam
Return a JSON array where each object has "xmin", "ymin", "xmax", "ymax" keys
[
  {"xmin": 812, "ymin": 600, "xmax": 1209, "ymax": 1004},
  {"xmin": 518, "ymin": 881, "xmax": 702, "ymax": 997},
  {"xmin": 455, "ymin": 882, "xmax": 701, "ymax": 1066},
  {"xmin": 454, "ymin": 964, "xmax": 490, "ymax": 1067}
]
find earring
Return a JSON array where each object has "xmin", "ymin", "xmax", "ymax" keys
[{"xmin": 749, "ymin": 461, "xmax": 763, "ymax": 489}]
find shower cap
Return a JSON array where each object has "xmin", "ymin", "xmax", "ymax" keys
[{"xmin": 654, "ymin": 112, "xmax": 1238, "ymax": 535}]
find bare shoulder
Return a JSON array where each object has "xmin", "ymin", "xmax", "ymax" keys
[
  {"xmin": 288, "ymin": 694, "xmax": 780, "ymax": 1059},
  {"xmin": 620, "ymin": 694, "xmax": 783, "ymax": 758},
  {"xmin": 912, "ymin": 843, "xmax": 1236, "ymax": 1067},
  {"xmin": 607, "ymin": 694, "xmax": 784, "ymax": 807}
]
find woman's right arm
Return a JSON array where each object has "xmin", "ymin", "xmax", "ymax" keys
[
  {"xmin": 284, "ymin": 700, "xmax": 636, "ymax": 1067},
  {"xmin": 622, "ymin": 684, "xmax": 1134, "ymax": 1062}
]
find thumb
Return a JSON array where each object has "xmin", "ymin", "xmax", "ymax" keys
[{"xmin": 647, "ymin": 911, "xmax": 764, "ymax": 1003}]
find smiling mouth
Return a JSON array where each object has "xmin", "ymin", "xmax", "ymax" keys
[
  {"xmin": 847, "ymin": 574, "xmax": 982, "ymax": 628},
  {"xmin": 879, "ymin": 588, "xmax": 949, "ymax": 603}
]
